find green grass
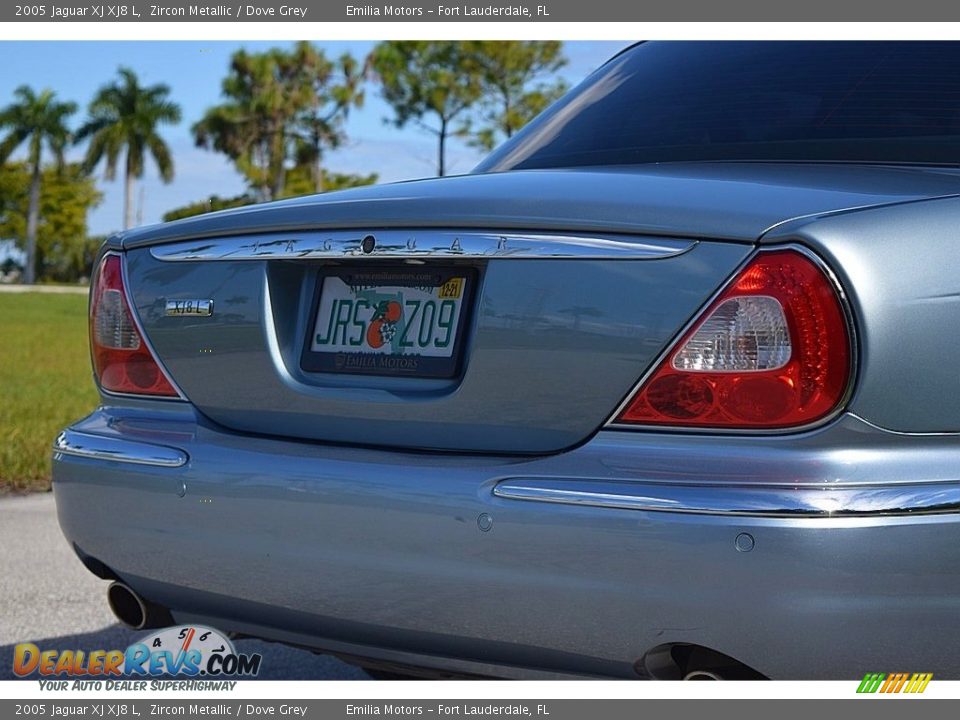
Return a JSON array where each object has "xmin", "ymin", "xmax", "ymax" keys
[{"xmin": 0, "ymin": 292, "xmax": 99, "ymax": 492}]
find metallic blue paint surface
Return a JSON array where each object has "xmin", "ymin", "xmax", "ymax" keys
[
  {"xmin": 56, "ymin": 160, "xmax": 960, "ymax": 678},
  {"xmin": 123, "ymin": 241, "xmax": 749, "ymax": 453},
  {"xmin": 53, "ymin": 406, "xmax": 960, "ymax": 679},
  {"xmin": 765, "ymin": 196, "xmax": 960, "ymax": 433},
  {"xmin": 114, "ymin": 163, "xmax": 960, "ymax": 248}
]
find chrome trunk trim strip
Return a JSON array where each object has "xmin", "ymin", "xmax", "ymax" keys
[
  {"xmin": 53, "ymin": 430, "xmax": 188, "ymax": 468},
  {"xmin": 493, "ymin": 478, "xmax": 960, "ymax": 517},
  {"xmin": 149, "ymin": 231, "xmax": 695, "ymax": 262}
]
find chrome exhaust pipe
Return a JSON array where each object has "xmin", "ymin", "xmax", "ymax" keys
[
  {"xmin": 107, "ymin": 582, "xmax": 172, "ymax": 630},
  {"xmin": 683, "ymin": 670, "xmax": 723, "ymax": 680}
]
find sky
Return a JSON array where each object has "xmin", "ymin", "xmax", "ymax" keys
[{"xmin": 0, "ymin": 40, "xmax": 628, "ymax": 239}]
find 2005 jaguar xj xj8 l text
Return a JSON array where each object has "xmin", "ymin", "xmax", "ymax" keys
[{"xmin": 53, "ymin": 42, "xmax": 960, "ymax": 680}]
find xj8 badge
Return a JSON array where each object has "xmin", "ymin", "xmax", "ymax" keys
[{"xmin": 165, "ymin": 299, "xmax": 213, "ymax": 317}]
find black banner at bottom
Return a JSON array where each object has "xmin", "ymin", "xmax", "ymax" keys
[{"xmin": 1, "ymin": 699, "xmax": 959, "ymax": 720}]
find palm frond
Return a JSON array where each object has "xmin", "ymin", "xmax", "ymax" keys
[
  {"xmin": 75, "ymin": 66, "xmax": 182, "ymax": 185},
  {"xmin": 147, "ymin": 134, "xmax": 174, "ymax": 183}
]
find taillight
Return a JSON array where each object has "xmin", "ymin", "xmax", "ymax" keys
[
  {"xmin": 89, "ymin": 253, "xmax": 179, "ymax": 397},
  {"xmin": 614, "ymin": 249, "xmax": 851, "ymax": 430}
]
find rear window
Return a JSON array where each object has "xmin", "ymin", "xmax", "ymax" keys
[{"xmin": 475, "ymin": 42, "xmax": 960, "ymax": 171}]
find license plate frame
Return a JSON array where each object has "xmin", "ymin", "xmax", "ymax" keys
[{"xmin": 300, "ymin": 265, "xmax": 478, "ymax": 378}]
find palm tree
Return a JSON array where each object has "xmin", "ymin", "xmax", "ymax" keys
[
  {"xmin": 0, "ymin": 86, "xmax": 76, "ymax": 284},
  {"xmin": 77, "ymin": 67, "xmax": 181, "ymax": 230}
]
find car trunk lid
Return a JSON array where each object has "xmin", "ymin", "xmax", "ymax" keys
[
  {"xmin": 120, "ymin": 164, "xmax": 959, "ymax": 453},
  {"xmin": 118, "ymin": 163, "xmax": 960, "ymax": 250}
]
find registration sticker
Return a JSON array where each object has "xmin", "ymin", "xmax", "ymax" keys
[{"xmin": 438, "ymin": 277, "xmax": 464, "ymax": 299}]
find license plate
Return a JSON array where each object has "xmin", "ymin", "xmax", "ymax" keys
[{"xmin": 301, "ymin": 268, "xmax": 475, "ymax": 378}]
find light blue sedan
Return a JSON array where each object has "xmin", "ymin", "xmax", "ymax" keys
[{"xmin": 54, "ymin": 41, "xmax": 960, "ymax": 679}]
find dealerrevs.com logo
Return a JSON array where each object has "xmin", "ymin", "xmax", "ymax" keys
[
  {"xmin": 857, "ymin": 673, "xmax": 933, "ymax": 694},
  {"xmin": 13, "ymin": 625, "xmax": 262, "ymax": 681}
]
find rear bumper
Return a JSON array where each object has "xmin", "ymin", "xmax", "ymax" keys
[{"xmin": 53, "ymin": 407, "xmax": 960, "ymax": 679}]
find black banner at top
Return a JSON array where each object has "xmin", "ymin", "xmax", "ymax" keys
[{"xmin": 6, "ymin": 0, "xmax": 960, "ymax": 22}]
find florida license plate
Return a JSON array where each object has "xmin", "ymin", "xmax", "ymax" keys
[{"xmin": 301, "ymin": 268, "xmax": 476, "ymax": 378}]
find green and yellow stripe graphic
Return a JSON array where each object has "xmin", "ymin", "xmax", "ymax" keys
[{"xmin": 857, "ymin": 672, "xmax": 933, "ymax": 694}]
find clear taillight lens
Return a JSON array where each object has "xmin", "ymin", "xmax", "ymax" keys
[
  {"xmin": 89, "ymin": 254, "xmax": 178, "ymax": 397},
  {"xmin": 671, "ymin": 296, "xmax": 791, "ymax": 372},
  {"xmin": 93, "ymin": 289, "xmax": 141, "ymax": 351},
  {"xmin": 614, "ymin": 249, "xmax": 851, "ymax": 429}
]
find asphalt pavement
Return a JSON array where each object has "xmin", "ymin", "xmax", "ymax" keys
[{"xmin": 0, "ymin": 492, "xmax": 367, "ymax": 680}]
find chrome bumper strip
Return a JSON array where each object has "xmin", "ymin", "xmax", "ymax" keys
[
  {"xmin": 53, "ymin": 430, "xmax": 188, "ymax": 468},
  {"xmin": 493, "ymin": 478, "xmax": 960, "ymax": 518},
  {"xmin": 149, "ymin": 230, "xmax": 694, "ymax": 262}
]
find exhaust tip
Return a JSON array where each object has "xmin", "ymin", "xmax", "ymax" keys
[
  {"xmin": 683, "ymin": 670, "xmax": 723, "ymax": 681},
  {"xmin": 107, "ymin": 582, "xmax": 147, "ymax": 629},
  {"xmin": 107, "ymin": 582, "xmax": 172, "ymax": 630},
  {"xmin": 640, "ymin": 643, "xmax": 766, "ymax": 680}
]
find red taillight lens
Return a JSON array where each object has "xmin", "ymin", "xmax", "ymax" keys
[
  {"xmin": 90, "ymin": 254, "xmax": 178, "ymax": 397},
  {"xmin": 615, "ymin": 249, "xmax": 851, "ymax": 429}
]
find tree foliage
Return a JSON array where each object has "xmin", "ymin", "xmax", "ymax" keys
[
  {"xmin": 0, "ymin": 87, "xmax": 75, "ymax": 170},
  {"xmin": 0, "ymin": 162, "xmax": 102, "ymax": 282},
  {"xmin": 162, "ymin": 169, "xmax": 378, "ymax": 222},
  {"xmin": 281, "ymin": 166, "xmax": 377, "ymax": 198},
  {"xmin": 193, "ymin": 43, "xmax": 365, "ymax": 201},
  {"xmin": 0, "ymin": 86, "xmax": 77, "ymax": 283},
  {"xmin": 460, "ymin": 41, "xmax": 568, "ymax": 151},
  {"xmin": 76, "ymin": 68, "xmax": 181, "ymax": 231},
  {"xmin": 161, "ymin": 193, "xmax": 257, "ymax": 222},
  {"xmin": 291, "ymin": 48, "xmax": 366, "ymax": 193},
  {"xmin": 370, "ymin": 41, "xmax": 483, "ymax": 176},
  {"xmin": 0, "ymin": 42, "xmax": 575, "ymax": 285}
]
